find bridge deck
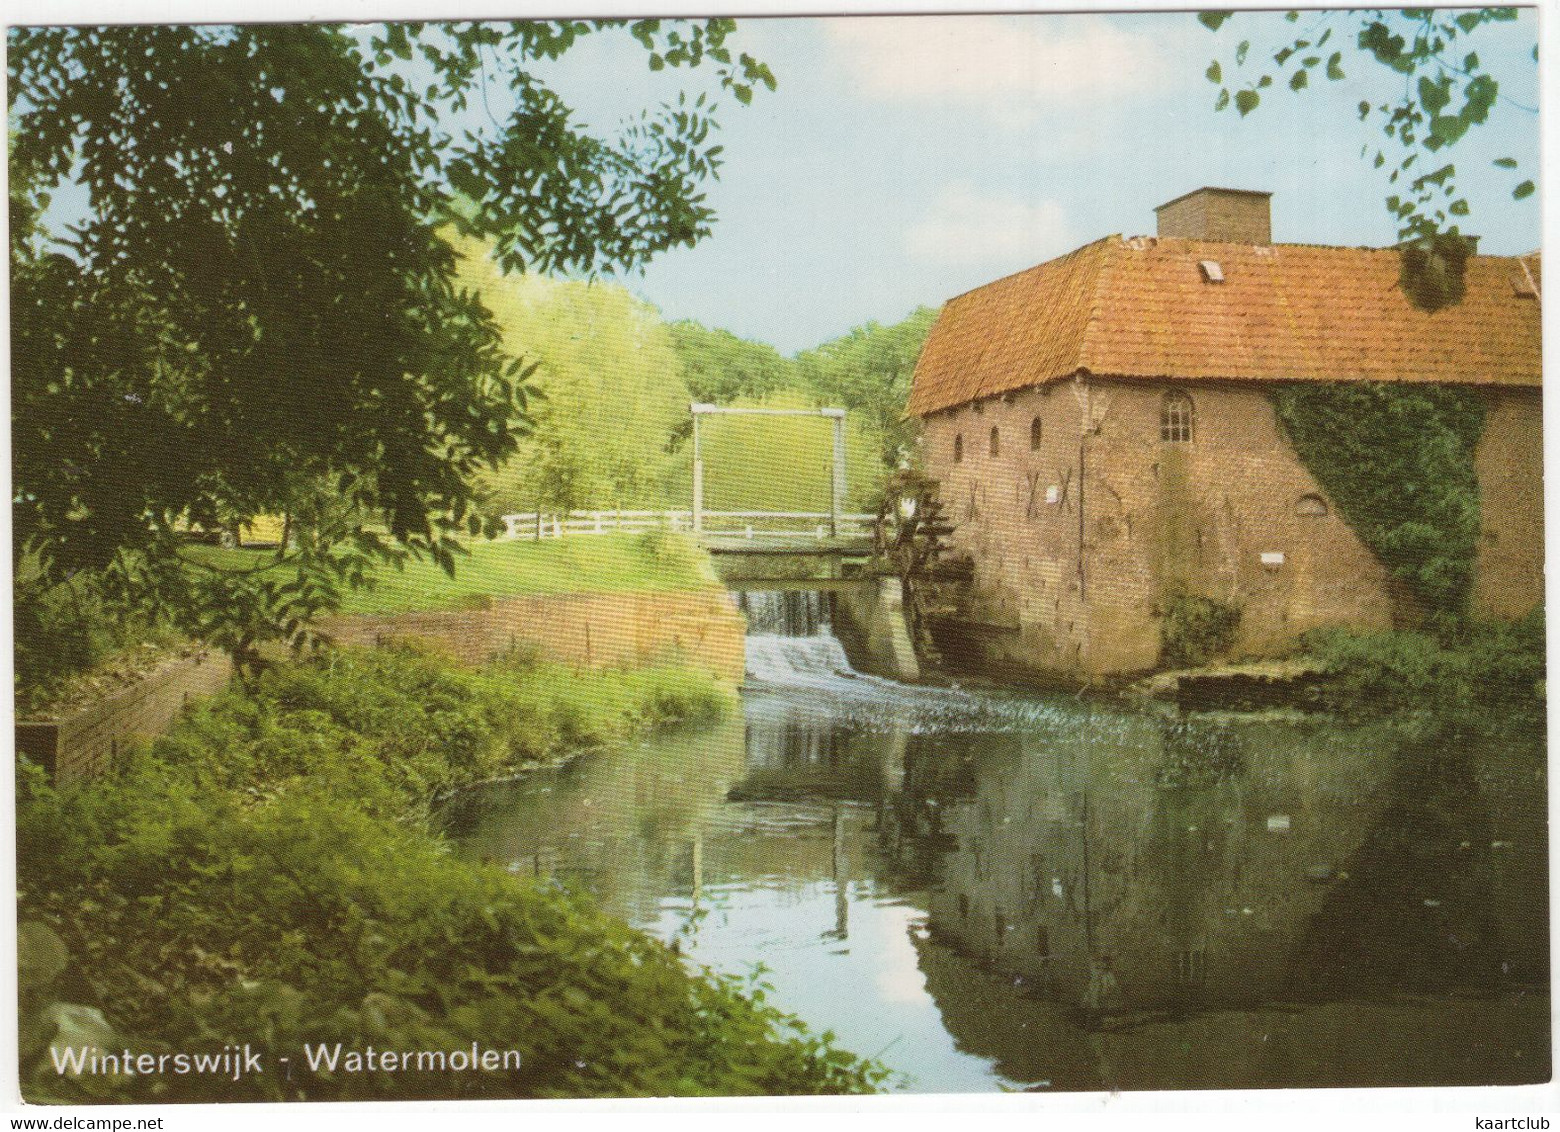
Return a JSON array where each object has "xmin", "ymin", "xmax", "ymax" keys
[{"xmin": 701, "ymin": 537, "xmax": 874, "ymax": 556}]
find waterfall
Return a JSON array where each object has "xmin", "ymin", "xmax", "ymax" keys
[
  {"xmin": 737, "ymin": 590, "xmax": 831, "ymax": 637},
  {"xmin": 738, "ymin": 591, "xmax": 862, "ymax": 687}
]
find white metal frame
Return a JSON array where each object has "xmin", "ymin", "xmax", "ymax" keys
[
  {"xmin": 498, "ymin": 508, "xmax": 875, "ymax": 542},
  {"xmin": 689, "ymin": 403, "xmax": 848, "ymax": 537}
]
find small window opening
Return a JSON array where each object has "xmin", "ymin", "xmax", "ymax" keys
[
  {"xmin": 953, "ymin": 433, "xmax": 963, "ymax": 463},
  {"xmin": 1161, "ymin": 391, "xmax": 1194, "ymax": 443},
  {"xmin": 1296, "ymin": 493, "xmax": 1328, "ymax": 517},
  {"xmin": 989, "ymin": 427, "xmax": 1001, "ymax": 457},
  {"xmin": 1198, "ymin": 260, "xmax": 1224, "ymax": 283},
  {"xmin": 1035, "ymin": 925, "xmax": 1050, "ymax": 958},
  {"xmin": 1030, "ymin": 417, "xmax": 1043, "ymax": 450},
  {"xmin": 958, "ymin": 894, "xmax": 970, "ymax": 919}
]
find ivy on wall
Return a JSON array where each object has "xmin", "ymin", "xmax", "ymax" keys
[{"xmin": 1270, "ymin": 382, "xmax": 1486, "ymax": 617}]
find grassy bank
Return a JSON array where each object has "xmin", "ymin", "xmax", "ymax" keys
[
  {"xmin": 339, "ymin": 530, "xmax": 717, "ymax": 614},
  {"xmin": 18, "ymin": 531, "xmax": 717, "ymax": 710},
  {"xmin": 17, "ymin": 647, "xmax": 885, "ymax": 1101},
  {"xmin": 186, "ymin": 530, "xmax": 716, "ymax": 615}
]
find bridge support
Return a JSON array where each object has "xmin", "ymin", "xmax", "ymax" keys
[
  {"xmin": 830, "ymin": 412, "xmax": 845, "ymax": 538},
  {"xmin": 692, "ymin": 413, "xmax": 704, "ymax": 537},
  {"xmin": 833, "ymin": 576, "xmax": 920, "ymax": 683}
]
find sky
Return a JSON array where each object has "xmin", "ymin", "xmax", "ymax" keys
[
  {"xmin": 512, "ymin": 8, "xmax": 1542, "ymax": 353},
  {"xmin": 18, "ymin": 6, "xmax": 1544, "ymax": 355}
]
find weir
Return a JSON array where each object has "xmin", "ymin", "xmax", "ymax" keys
[
  {"xmin": 738, "ymin": 591, "xmax": 859, "ymax": 687},
  {"xmin": 735, "ymin": 585, "xmax": 919, "ymax": 685}
]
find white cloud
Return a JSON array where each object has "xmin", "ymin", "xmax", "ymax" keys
[
  {"xmin": 826, "ymin": 14, "xmax": 1182, "ymax": 127},
  {"xmin": 905, "ymin": 182, "xmax": 1076, "ymax": 269}
]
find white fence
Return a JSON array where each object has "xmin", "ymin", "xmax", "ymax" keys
[{"xmin": 501, "ymin": 509, "xmax": 877, "ymax": 541}]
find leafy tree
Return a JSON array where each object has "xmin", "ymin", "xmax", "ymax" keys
[
  {"xmin": 1198, "ymin": 8, "xmax": 1536, "ymax": 309},
  {"xmin": 453, "ymin": 237, "xmax": 690, "ymax": 517},
  {"xmin": 9, "ymin": 21, "xmax": 771, "ymax": 669},
  {"xmin": 668, "ymin": 319, "xmax": 798, "ymax": 406},
  {"xmin": 796, "ymin": 307, "xmax": 938, "ymax": 469}
]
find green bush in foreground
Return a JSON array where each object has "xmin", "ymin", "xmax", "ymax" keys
[
  {"xmin": 17, "ymin": 648, "xmax": 883, "ymax": 1100},
  {"xmin": 153, "ymin": 645, "xmax": 732, "ymax": 815}
]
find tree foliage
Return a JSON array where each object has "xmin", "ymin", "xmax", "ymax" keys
[
  {"xmin": 1198, "ymin": 9, "xmax": 1536, "ymax": 308},
  {"xmin": 452, "ymin": 237, "xmax": 690, "ymax": 516},
  {"xmin": 9, "ymin": 21, "xmax": 769, "ymax": 661},
  {"xmin": 1270, "ymin": 382, "xmax": 1486, "ymax": 617},
  {"xmin": 796, "ymin": 308, "xmax": 938, "ymax": 469},
  {"xmin": 670, "ymin": 320, "xmax": 797, "ymax": 407}
]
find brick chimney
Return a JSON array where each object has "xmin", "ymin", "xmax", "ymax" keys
[{"xmin": 1154, "ymin": 187, "xmax": 1272, "ymax": 244}]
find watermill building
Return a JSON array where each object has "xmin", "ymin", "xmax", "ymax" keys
[{"xmin": 907, "ymin": 188, "xmax": 1542, "ymax": 677}]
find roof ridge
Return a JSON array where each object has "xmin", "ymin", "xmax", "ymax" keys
[
  {"xmin": 941, "ymin": 234, "xmax": 1121, "ymax": 307},
  {"xmin": 1150, "ymin": 235, "xmax": 1536, "ymax": 263},
  {"xmin": 1074, "ymin": 235, "xmax": 1124, "ymax": 376}
]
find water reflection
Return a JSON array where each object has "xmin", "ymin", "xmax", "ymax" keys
[{"xmin": 445, "ymin": 684, "xmax": 1548, "ymax": 1092}]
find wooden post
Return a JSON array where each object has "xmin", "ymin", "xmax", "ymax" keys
[
  {"xmin": 830, "ymin": 412, "xmax": 846, "ymax": 538},
  {"xmin": 692, "ymin": 410, "xmax": 704, "ymax": 537}
]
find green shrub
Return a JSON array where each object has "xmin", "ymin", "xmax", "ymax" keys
[
  {"xmin": 150, "ymin": 644, "xmax": 737, "ymax": 812},
  {"xmin": 1304, "ymin": 608, "xmax": 1545, "ymax": 715},
  {"xmin": 16, "ymin": 648, "xmax": 878, "ymax": 1101},
  {"xmin": 1160, "ymin": 593, "xmax": 1242, "ymax": 667},
  {"xmin": 17, "ymin": 769, "xmax": 882, "ymax": 1101},
  {"xmin": 13, "ymin": 574, "xmax": 183, "ymax": 714}
]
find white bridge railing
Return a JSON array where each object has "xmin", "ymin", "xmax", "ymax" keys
[{"xmin": 501, "ymin": 509, "xmax": 877, "ymax": 541}]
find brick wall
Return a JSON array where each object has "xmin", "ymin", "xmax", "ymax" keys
[
  {"xmin": 320, "ymin": 589, "xmax": 746, "ymax": 683},
  {"xmin": 920, "ymin": 376, "xmax": 1541, "ymax": 678},
  {"xmin": 1472, "ymin": 387, "xmax": 1544, "ymax": 619},
  {"xmin": 16, "ymin": 650, "xmax": 234, "ymax": 784},
  {"xmin": 1154, "ymin": 189, "xmax": 1272, "ymax": 244},
  {"xmin": 921, "ymin": 382, "xmax": 1091, "ymax": 673}
]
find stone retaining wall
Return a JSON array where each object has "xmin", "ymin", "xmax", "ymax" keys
[
  {"xmin": 320, "ymin": 589, "xmax": 746, "ymax": 683},
  {"xmin": 16, "ymin": 590, "xmax": 745, "ymax": 785},
  {"xmin": 16, "ymin": 650, "xmax": 234, "ymax": 784}
]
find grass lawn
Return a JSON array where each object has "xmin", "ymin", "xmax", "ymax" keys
[{"xmin": 187, "ymin": 532, "xmax": 718, "ymax": 614}]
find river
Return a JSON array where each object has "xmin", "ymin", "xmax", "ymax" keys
[{"xmin": 444, "ymin": 592, "xmax": 1549, "ymax": 1093}]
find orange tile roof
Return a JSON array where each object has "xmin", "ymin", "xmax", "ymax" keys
[{"xmin": 907, "ymin": 236, "xmax": 1542, "ymax": 417}]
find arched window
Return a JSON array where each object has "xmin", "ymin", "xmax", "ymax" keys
[
  {"xmin": 1161, "ymin": 390, "xmax": 1194, "ymax": 443},
  {"xmin": 953, "ymin": 433, "xmax": 963, "ymax": 463},
  {"xmin": 1030, "ymin": 417, "xmax": 1043, "ymax": 450},
  {"xmin": 1296, "ymin": 493, "xmax": 1329, "ymax": 517},
  {"xmin": 989, "ymin": 426, "xmax": 1001, "ymax": 457}
]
